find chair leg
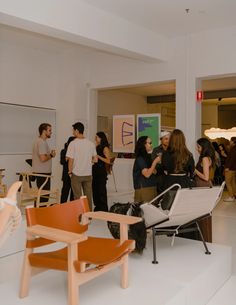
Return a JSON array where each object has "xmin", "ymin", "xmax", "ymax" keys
[
  {"xmin": 68, "ymin": 244, "xmax": 79, "ymax": 305},
  {"xmin": 121, "ymin": 255, "xmax": 128, "ymax": 288},
  {"xmin": 152, "ymin": 227, "xmax": 158, "ymax": 264},
  {"xmin": 196, "ymin": 221, "xmax": 211, "ymax": 255},
  {"xmin": 19, "ymin": 249, "xmax": 32, "ymax": 298},
  {"xmin": 68, "ymin": 279, "xmax": 79, "ymax": 305}
]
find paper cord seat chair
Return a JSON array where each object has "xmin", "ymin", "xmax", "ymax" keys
[
  {"xmin": 17, "ymin": 172, "xmax": 60, "ymax": 210},
  {"xmin": 141, "ymin": 182, "xmax": 225, "ymax": 264},
  {"xmin": 0, "ymin": 181, "xmax": 22, "ymax": 247},
  {"xmin": 19, "ymin": 197, "xmax": 141, "ymax": 305}
]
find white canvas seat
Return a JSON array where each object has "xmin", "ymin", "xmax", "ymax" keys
[{"xmin": 141, "ymin": 182, "xmax": 225, "ymax": 263}]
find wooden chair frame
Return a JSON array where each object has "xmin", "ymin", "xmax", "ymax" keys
[
  {"xmin": 17, "ymin": 172, "xmax": 60, "ymax": 209},
  {"xmin": 19, "ymin": 197, "xmax": 141, "ymax": 305}
]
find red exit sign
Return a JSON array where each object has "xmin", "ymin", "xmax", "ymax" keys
[{"xmin": 196, "ymin": 91, "xmax": 203, "ymax": 101}]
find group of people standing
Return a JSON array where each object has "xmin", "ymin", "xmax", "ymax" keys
[
  {"xmin": 132, "ymin": 129, "xmax": 236, "ymax": 243},
  {"xmin": 32, "ymin": 122, "xmax": 111, "ymax": 212},
  {"xmin": 133, "ymin": 129, "xmax": 236, "ymax": 204},
  {"xmin": 32, "ymin": 122, "xmax": 236, "ymax": 216},
  {"xmin": 61, "ymin": 122, "xmax": 111, "ymax": 211}
]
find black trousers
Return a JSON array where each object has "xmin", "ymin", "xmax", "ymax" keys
[
  {"xmin": 60, "ymin": 175, "xmax": 74, "ymax": 203},
  {"xmin": 92, "ymin": 168, "xmax": 108, "ymax": 212},
  {"xmin": 35, "ymin": 173, "xmax": 51, "ymax": 203}
]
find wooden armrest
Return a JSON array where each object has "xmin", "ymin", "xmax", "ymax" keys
[
  {"xmin": 27, "ymin": 225, "xmax": 87, "ymax": 244},
  {"xmin": 16, "ymin": 172, "xmax": 53, "ymax": 178},
  {"xmin": 84, "ymin": 211, "xmax": 142, "ymax": 225}
]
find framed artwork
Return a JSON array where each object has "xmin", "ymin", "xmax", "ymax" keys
[
  {"xmin": 137, "ymin": 113, "xmax": 161, "ymax": 148},
  {"xmin": 112, "ymin": 115, "xmax": 135, "ymax": 153}
]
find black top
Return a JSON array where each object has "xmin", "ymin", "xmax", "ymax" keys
[
  {"xmin": 161, "ymin": 150, "xmax": 195, "ymax": 189},
  {"xmin": 93, "ymin": 145, "xmax": 107, "ymax": 172},
  {"xmin": 162, "ymin": 150, "xmax": 195, "ymax": 176},
  {"xmin": 133, "ymin": 156, "xmax": 157, "ymax": 189},
  {"xmin": 60, "ymin": 148, "xmax": 69, "ymax": 180}
]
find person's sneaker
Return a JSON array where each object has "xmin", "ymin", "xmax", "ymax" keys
[{"xmin": 223, "ymin": 197, "xmax": 235, "ymax": 202}]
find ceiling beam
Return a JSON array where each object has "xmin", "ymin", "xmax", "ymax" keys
[
  {"xmin": 147, "ymin": 89, "xmax": 236, "ymax": 103},
  {"xmin": 203, "ymin": 89, "xmax": 236, "ymax": 99},
  {"xmin": 147, "ymin": 94, "xmax": 175, "ymax": 103}
]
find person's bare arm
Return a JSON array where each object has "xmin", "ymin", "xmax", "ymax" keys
[
  {"xmin": 195, "ymin": 157, "xmax": 211, "ymax": 181},
  {"xmin": 39, "ymin": 150, "xmax": 56, "ymax": 162},
  {"xmin": 141, "ymin": 156, "xmax": 160, "ymax": 178},
  {"xmin": 68, "ymin": 158, "xmax": 74, "ymax": 175}
]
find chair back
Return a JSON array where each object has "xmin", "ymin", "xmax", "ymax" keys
[
  {"xmin": 20, "ymin": 173, "xmax": 31, "ymax": 193},
  {"xmin": 158, "ymin": 182, "xmax": 225, "ymax": 227},
  {"xmin": 25, "ymin": 198, "xmax": 90, "ymax": 234}
]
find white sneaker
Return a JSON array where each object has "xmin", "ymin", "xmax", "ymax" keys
[{"xmin": 223, "ymin": 197, "xmax": 235, "ymax": 202}]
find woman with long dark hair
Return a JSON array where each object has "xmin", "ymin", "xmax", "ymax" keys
[
  {"xmin": 161, "ymin": 129, "xmax": 195, "ymax": 189},
  {"xmin": 133, "ymin": 136, "xmax": 160, "ymax": 202},
  {"xmin": 194, "ymin": 138, "xmax": 216, "ymax": 242},
  {"xmin": 194, "ymin": 137, "xmax": 215, "ymax": 187},
  {"xmin": 92, "ymin": 132, "xmax": 111, "ymax": 211}
]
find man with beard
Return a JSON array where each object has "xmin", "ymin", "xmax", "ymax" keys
[{"xmin": 32, "ymin": 123, "xmax": 56, "ymax": 202}]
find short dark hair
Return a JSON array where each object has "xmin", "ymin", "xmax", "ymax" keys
[
  {"xmin": 72, "ymin": 122, "xmax": 84, "ymax": 134},
  {"xmin": 38, "ymin": 123, "xmax": 51, "ymax": 135}
]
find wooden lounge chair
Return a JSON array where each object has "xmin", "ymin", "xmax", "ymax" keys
[
  {"xmin": 19, "ymin": 196, "xmax": 141, "ymax": 305},
  {"xmin": 141, "ymin": 182, "xmax": 225, "ymax": 264},
  {"xmin": 17, "ymin": 172, "xmax": 60, "ymax": 210}
]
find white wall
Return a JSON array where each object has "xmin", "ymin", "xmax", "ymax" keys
[
  {"xmin": 202, "ymin": 104, "xmax": 218, "ymax": 135},
  {"xmin": 97, "ymin": 90, "xmax": 147, "ymax": 141},
  {"xmin": 0, "ymin": 25, "xmax": 94, "ymax": 188},
  {"xmin": 0, "ymin": 0, "xmax": 168, "ymax": 62}
]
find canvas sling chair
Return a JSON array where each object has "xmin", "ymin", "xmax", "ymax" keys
[{"xmin": 141, "ymin": 182, "xmax": 225, "ymax": 264}]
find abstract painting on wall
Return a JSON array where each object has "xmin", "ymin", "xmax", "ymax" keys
[
  {"xmin": 137, "ymin": 113, "xmax": 161, "ymax": 148},
  {"xmin": 112, "ymin": 115, "xmax": 135, "ymax": 153}
]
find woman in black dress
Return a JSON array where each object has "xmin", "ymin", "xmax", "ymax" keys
[
  {"xmin": 194, "ymin": 138, "xmax": 215, "ymax": 187},
  {"xmin": 92, "ymin": 132, "xmax": 111, "ymax": 211},
  {"xmin": 194, "ymin": 138, "xmax": 215, "ymax": 242}
]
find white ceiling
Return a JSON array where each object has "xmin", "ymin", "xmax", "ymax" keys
[{"xmin": 84, "ymin": 0, "xmax": 236, "ymax": 37}]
